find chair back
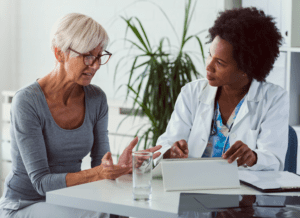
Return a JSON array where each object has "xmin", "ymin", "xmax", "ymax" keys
[{"xmin": 284, "ymin": 126, "xmax": 298, "ymax": 173}]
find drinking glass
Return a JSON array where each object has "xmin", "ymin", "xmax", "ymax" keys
[{"xmin": 132, "ymin": 151, "xmax": 153, "ymax": 201}]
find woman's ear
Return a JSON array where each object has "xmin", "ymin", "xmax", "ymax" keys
[{"xmin": 54, "ymin": 47, "xmax": 64, "ymax": 62}]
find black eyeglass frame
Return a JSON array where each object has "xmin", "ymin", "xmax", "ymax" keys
[{"xmin": 69, "ymin": 48, "xmax": 112, "ymax": 66}]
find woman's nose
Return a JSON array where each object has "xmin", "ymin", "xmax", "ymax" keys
[
  {"xmin": 205, "ymin": 57, "xmax": 214, "ymax": 72},
  {"xmin": 89, "ymin": 60, "xmax": 100, "ymax": 70}
]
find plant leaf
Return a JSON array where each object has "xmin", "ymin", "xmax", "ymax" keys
[
  {"xmin": 134, "ymin": 17, "xmax": 152, "ymax": 52},
  {"xmin": 121, "ymin": 16, "xmax": 150, "ymax": 53}
]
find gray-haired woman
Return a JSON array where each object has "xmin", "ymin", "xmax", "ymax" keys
[{"xmin": 0, "ymin": 13, "xmax": 161, "ymax": 218}]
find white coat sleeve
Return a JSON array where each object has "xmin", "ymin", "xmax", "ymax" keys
[
  {"xmin": 248, "ymin": 89, "xmax": 289, "ymax": 171},
  {"xmin": 153, "ymin": 85, "xmax": 194, "ymax": 166}
]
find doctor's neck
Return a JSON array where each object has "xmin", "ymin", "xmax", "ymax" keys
[{"xmin": 220, "ymin": 77, "xmax": 252, "ymax": 100}]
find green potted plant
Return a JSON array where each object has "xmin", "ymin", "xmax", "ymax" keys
[{"xmin": 115, "ymin": 0, "xmax": 206, "ymax": 150}]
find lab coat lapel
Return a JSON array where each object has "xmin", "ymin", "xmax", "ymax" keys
[
  {"xmin": 188, "ymin": 82, "xmax": 217, "ymax": 157},
  {"xmin": 232, "ymin": 79, "xmax": 262, "ymax": 130},
  {"xmin": 194, "ymin": 83, "xmax": 217, "ymax": 143},
  {"xmin": 232, "ymin": 100, "xmax": 249, "ymax": 129}
]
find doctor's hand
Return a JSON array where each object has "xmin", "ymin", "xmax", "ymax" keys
[
  {"xmin": 163, "ymin": 139, "xmax": 189, "ymax": 159},
  {"xmin": 222, "ymin": 140, "xmax": 257, "ymax": 167},
  {"xmin": 117, "ymin": 137, "xmax": 162, "ymax": 173}
]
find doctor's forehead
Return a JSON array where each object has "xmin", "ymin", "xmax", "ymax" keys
[{"xmin": 210, "ymin": 36, "xmax": 234, "ymax": 61}]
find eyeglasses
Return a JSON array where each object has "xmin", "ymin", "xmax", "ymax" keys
[{"xmin": 69, "ymin": 48, "xmax": 112, "ymax": 66}]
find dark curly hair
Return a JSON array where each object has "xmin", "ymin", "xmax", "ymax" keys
[{"xmin": 206, "ymin": 7, "xmax": 283, "ymax": 82}]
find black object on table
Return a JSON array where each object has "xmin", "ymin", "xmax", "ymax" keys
[{"xmin": 178, "ymin": 193, "xmax": 300, "ymax": 218}]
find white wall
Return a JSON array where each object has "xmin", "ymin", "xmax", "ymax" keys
[
  {"xmin": 0, "ymin": 0, "xmax": 21, "ymax": 196},
  {"xmin": 0, "ymin": 0, "xmax": 20, "ymax": 114},
  {"xmin": 10, "ymin": 0, "xmax": 234, "ymax": 100},
  {"xmin": 0, "ymin": 0, "xmax": 241, "ymax": 184}
]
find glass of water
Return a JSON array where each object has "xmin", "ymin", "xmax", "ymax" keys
[{"xmin": 132, "ymin": 151, "xmax": 153, "ymax": 201}]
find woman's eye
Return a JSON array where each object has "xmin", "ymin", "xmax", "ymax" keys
[
  {"xmin": 208, "ymin": 52, "xmax": 223, "ymax": 66},
  {"xmin": 86, "ymin": 56, "xmax": 95, "ymax": 61},
  {"xmin": 208, "ymin": 52, "xmax": 222, "ymax": 66}
]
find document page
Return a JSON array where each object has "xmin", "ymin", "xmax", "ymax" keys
[{"xmin": 238, "ymin": 170, "xmax": 300, "ymax": 189}]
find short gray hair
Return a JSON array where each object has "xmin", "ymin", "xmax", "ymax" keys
[{"xmin": 51, "ymin": 13, "xmax": 109, "ymax": 57}]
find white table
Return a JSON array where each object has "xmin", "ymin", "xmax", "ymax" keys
[{"xmin": 46, "ymin": 175, "xmax": 300, "ymax": 218}]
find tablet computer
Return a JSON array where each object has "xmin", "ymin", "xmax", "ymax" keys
[{"xmin": 161, "ymin": 158, "xmax": 240, "ymax": 191}]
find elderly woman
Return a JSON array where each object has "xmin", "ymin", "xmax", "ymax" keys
[
  {"xmin": 0, "ymin": 13, "xmax": 161, "ymax": 218},
  {"xmin": 155, "ymin": 7, "xmax": 288, "ymax": 171}
]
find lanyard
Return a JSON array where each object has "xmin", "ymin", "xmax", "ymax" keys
[
  {"xmin": 213, "ymin": 102, "xmax": 235, "ymax": 154},
  {"xmin": 214, "ymin": 93, "xmax": 247, "ymax": 155}
]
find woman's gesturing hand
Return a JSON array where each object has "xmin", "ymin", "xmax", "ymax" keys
[
  {"xmin": 117, "ymin": 137, "xmax": 162, "ymax": 173},
  {"xmin": 169, "ymin": 139, "xmax": 189, "ymax": 159},
  {"xmin": 97, "ymin": 152, "xmax": 131, "ymax": 180},
  {"xmin": 222, "ymin": 140, "xmax": 257, "ymax": 167}
]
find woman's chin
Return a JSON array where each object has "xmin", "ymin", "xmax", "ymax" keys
[
  {"xmin": 78, "ymin": 80, "xmax": 92, "ymax": 86},
  {"xmin": 207, "ymin": 79, "xmax": 218, "ymax": 87}
]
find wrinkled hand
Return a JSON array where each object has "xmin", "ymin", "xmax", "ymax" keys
[
  {"xmin": 97, "ymin": 152, "xmax": 131, "ymax": 180},
  {"xmin": 222, "ymin": 140, "xmax": 257, "ymax": 167},
  {"xmin": 117, "ymin": 136, "xmax": 162, "ymax": 173},
  {"xmin": 168, "ymin": 139, "xmax": 189, "ymax": 159}
]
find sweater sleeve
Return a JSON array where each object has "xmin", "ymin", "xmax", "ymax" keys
[
  {"xmin": 11, "ymin": 91, "xmax": 67, "ymax": 196},
  {"xmin": 90, "ymin": 90, "xmax": 110, "ymax": 168}
]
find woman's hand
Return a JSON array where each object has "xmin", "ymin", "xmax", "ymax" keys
[
  {"xmin": 222, "ymin": 140, "xmax": 257, "ymax": 167},
  {"xmin": 97, "ymin": 152, "xmax": 131, "ymax": 180},
  {"xmin": 164, "ymin": 139, "xmax": 189, "ymax": 159},
  {"xmin": 67, "ymin": 152, "xmax": 131, "ymax": 186},
  {"xmin": 117, "ymin": 136, "xmax": 162, "ymax": 173}
]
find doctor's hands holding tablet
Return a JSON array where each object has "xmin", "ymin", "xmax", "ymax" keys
[
  {"xmin": 163, "ymin": 139, "xmax": 189, "ymax": 159},
  {"xmin": 222, "ymin": 140, "xmax": 257, "ymax": 167},
  {"xmin": 162, "ymin": 139, "xmax": 257, "ymax": 167}
]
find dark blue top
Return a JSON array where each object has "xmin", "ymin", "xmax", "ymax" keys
[{"xmin": 0, "ymin": 81, "xmax": 110, "ymax": 210}]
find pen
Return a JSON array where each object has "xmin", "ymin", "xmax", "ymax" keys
[{"xmin": 222, "ymin": 123, "xmax": 234, "ymax": 155}]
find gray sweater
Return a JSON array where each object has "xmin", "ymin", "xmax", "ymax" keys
[{"xmin": 0, "ymin": 81, "xmax": 110, "ymax": 210}]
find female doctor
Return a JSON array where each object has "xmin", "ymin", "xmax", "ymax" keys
[{"xmin": 155, "ymin": 7, "xmax": 289, "ymax": 171}]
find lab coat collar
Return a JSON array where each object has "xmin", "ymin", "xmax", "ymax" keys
[
  {"xmin": 196, "ymin": 79, "xmax": 263, "ymax": 140},
  {"xmin": 246, "ymin": 79, "xmax": 263, "ymax": 102},
  {"xmin": 231, "ymin": 79, "xmax": 263, "ymax": 130},
  {"xmin": 198, "ymin": 81, "xmax": 218, "ymax": 106},
  {"xmin": 198, "ymin": 79, "xmax": 262, "ymax": 105}
]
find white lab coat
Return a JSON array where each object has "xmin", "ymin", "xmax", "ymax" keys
[{"xmin": 155, "ymin": 79, "xmax": 289, "ymax": 171}]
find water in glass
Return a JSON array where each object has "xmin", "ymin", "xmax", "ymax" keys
[{"xmin": 132, "ymin": 152, "xmax": 153, "ymax": 201}]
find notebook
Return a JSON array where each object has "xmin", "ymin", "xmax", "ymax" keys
[
  {"xmin": 238, "ymin": 170, "xmax": 300, "ymax": 192},
  {"xmin": 160, "ymin": 157, "xmax": 240, "ymax": 191}
]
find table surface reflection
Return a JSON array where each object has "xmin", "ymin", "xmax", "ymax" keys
[
  {"xmin": 46, "ymin": 175, "xmax": 300, "ymax": 218},
  {"xmin": 178, "ymin": 193, "xmax": 300, "ymax": 218}
]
